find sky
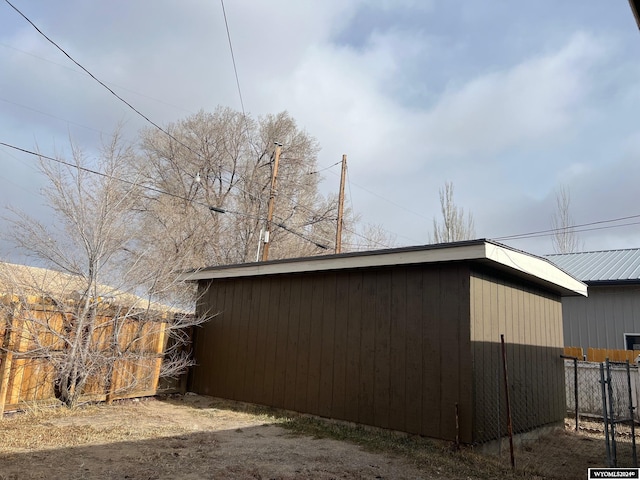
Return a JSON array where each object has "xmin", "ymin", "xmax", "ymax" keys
[{"xmin": 1, "ymin": 0, "xmax": 640, "ymax": 260}]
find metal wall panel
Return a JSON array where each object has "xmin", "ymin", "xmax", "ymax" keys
[{"xmin": 563, "ymin": 285, "xmax": 640, "ymax": 352}]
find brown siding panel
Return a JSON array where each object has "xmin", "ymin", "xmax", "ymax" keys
[
  {"xmin": 244, "ymin": 279, "xmax": 263, "ymax": 404},
  {"xmin": 469, "ymin": 268, "xmax": 565, "ymax": 443},
  {"xmin": 421, "ymin": 268, "xmax": 442, "ymax": 438},
  {"xmin": 404, "ymin": 267, "xmax": 424, "ymax": 435},
  {"xmin": 272, "ymin": 277, "xmax": 291, "ymax": 407},
  {"xmin": 236, "ymin": 278, "xmax": 255, "ymax": 400},
  {"xmin": 190, "ymin": 261, "xmax": 563, "ymax": 444},
  {"xmin": 307, "ymin": 275, "xmax": 325, "ymax": 414},
  {"xmin": 389, "ymin": 268, "xmax": 407, "ymax": 432},
  {"xmin": 345, "ymin": 271, "xmax": 362, "ymax": 422},
  {"xmin": 263, "ymin": 277, "xmax": 282, "ymax": 406},
  {"xmin": 358, "ymin": 272, "xmax": 377, "ymax": 426},
  {"xmin": 283, "ymin": 276, "xmax": 302, "ymax": 411},
  {"xmin": 295, "ymin": 278, "xmax": 313, "ymax": 412},
  {"xmin": 331, "ymin": 272, "xmax": 350, "ymax": 421},
  {"xmin": 373, "ymin": 270, "xmax": 391, "ymax": 429},
  {"xmin": 318, "ymin": 273, "xmax": 337, "ymax": 418}
]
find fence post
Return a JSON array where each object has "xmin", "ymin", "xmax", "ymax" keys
[
  {"xmin": 500, "ymin": 334, "xmax": 515, "ymax": 470},
  {"xmin": 601, "ymin": 362, "xmax": 612, "ymax": 467},
  {"xmin": 606, "ymin": 359, "xmax": 617, "ymax": 467},
  {"xmin": 0, "ymin": 305, "xmax": 22, "ymax": 416},
  {"xmin": 626, "ymin": 360, "xmax": 637, "ymax": 467},
  {"xmin": 561, "ymin": 355, "xmax": 579, "ymax": 431},
  {"xmin": 0, "ymin": 351, "xmax": 13, "ymax": 416}
]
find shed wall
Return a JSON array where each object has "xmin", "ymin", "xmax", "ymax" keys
[
  {"xmin": 190, "ymin": 263, "xmax": 474, "ymax": 442},
  {"xmin": 562, "ymin": 285, "xmax": 640, "ymax": 352},
  {"xmin": 470, "ymin": 268, "xmax": 565, "ymax": 443}
]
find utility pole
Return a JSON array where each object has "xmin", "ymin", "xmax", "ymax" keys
[
  {"xmin": 335, "ymin": 154, "xmax": 347, "ymax": 254},
  {"xmin": 262, "ymin": 142, "xmax": 282, "ymax": 261}
]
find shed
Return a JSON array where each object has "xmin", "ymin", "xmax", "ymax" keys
[
  {"xmin": 182, "ymin": 239, "xmax": 586, "ymax": 444},
  {"xmin": 547, "ymin": 248, "xmax": 640, "ymax": 353}
]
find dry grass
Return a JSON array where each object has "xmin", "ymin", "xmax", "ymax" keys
[
  {"xmin": 0, "ymin": 399, "xmax": 193, "ymax": 452},
  {"xmin": 0, "ymin": 396, "xmax": 619, "ymax": 480}
]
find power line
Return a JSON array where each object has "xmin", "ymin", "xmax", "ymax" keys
[
  {"xmin": 493, "ymin": 214, "xmax": 640, "ymax": 241},
  {"xmin": 3, "ymin": 0, "xmax": 213, "ymax": 174},
  {"xmin": 308, "ymin": 161, "xmax": 341, "ymax": 175},
  {"xmin": 0, "ymin": 140, "xmax": 331, "ymax": 251},
  {"xmin": 0, "ymin": 42, "xmax": 192, "ymax": 115},
  {"xmin": 3, "ymin": 3, "xmax": 391, "ymax": 252},
  {"xmin": 4, "ymin": 1, "xmax": 340, "ymax": 245},
  {"xmin": 325, "ymin": 168, "xmax": 431, "ymax": 222},
  {"xmin": 220, "ymin": 0, "xmax": 246, "ymax": 119},
  {"xmin": 0, "ymin": 96, "xmax": 103, "ymax": 134}
]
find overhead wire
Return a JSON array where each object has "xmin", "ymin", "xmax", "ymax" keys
[
  {"xmin": 0, "ymin": 42, "xmax": 192, "ymax": 114},
  {"xmin": 4, "ymin": 0, "xmax": 326, "ymax": 243},
  {"xmin": 3, "ymin": 0, "xmax": 399, "ymax": 251},
  {"xmin": 220, "ymin": 0, "xmax": 246, "ymax": 120},
  {"xmin": 15, "ymin": 0, "xmax": 628, "ymax": 253},
  {"xmin": 0, "ymin": 96, "xmax": 103, "ymax": 134},
  {"xmin": 0, "ymin": 140, "xmax": 331, "ymax": 251},
  {"xmin": 493, "ymin": 214, "xmax": 640, "ymax": 241}
]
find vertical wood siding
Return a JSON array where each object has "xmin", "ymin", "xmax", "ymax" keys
[
  {"xmin": 190, "ymin": 263, "xmax": 473, "ymax": 442},
  {"xmin": 563, "ymin": 285, "xmax": 640, "ymax": 352},
  {"xmin": 469, "ymin": 268, "xmax": 564, "ymax": 442}
]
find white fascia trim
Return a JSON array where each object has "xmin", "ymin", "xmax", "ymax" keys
[
  {"xmin": 484, "ymin": 243, "xmax": 587, "ymax": 297},
  {"xmin": 178, "ymin": 243, "xmax": 487, "ymax": 281},
  {"xmin": 179, "ymin": 241, "xmax": 588, "ymax": 297}
]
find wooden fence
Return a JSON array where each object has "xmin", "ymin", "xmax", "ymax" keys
[
  {"xmin": 564, "ymin": 346, "xmax": 640, "ymax": 363},
  {"xmin": 0, "ymin": 296, "xmax": 176, "ymax": 414}
]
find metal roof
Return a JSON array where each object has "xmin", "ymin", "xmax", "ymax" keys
[
  {"xmin": 546, "ymin": 249, "xmax": 640, "ymax": 283},
  {"xmin": 180, "ymin": 239, "xmax": 587, "ymax": 297}
]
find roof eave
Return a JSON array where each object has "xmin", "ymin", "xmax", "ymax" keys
[{"xmin": 179, "ymin": 240, "xmax": 587, "ymax": 297}]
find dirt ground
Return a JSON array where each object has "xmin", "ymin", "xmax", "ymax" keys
[{"xmin": 0, "ymin": 395, "xmax": 620, "ymax": 480}]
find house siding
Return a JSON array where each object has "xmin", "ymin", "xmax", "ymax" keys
[
  {"xmin": 469, "ymin": 268, "xmax": 565, "ymax": 442},
  {"xmin": 189, "ymin": 263, "xmax": 474, "ymax": 442},
  {"xmin": 563, "ymin": 285, "xmax": 640, "ymax": 352},
  {"xmin": 189, "ymin": 259, "xmax": 569, "ymax": 444}
]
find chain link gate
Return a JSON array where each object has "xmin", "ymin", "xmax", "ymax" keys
[{"xmin": 600, "ymin": 359, "xmax": 638, "ymax": 468}]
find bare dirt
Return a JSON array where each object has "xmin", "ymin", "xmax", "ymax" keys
[{"xmin": 0, "ymin": 395, "xmax": 619, "ymax": 479}]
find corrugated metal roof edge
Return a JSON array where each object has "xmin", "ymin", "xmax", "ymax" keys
[
  {"xmin": 546, "ymin": 247, "xmax": 640, "ymax": 257},
  {"xmin": 546, "ymin": 248, "xmax": 640, "ymax": 282},
  {"xmin": 178, "ymin": 239, "xmax": 587, "ymax": 297}
]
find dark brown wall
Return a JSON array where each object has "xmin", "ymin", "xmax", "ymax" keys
[
  {"xmin": 469, "ymin": 268, "xmax": 565, "ymax": 443},
  {"xmin": 190, "ymin": 263, "xmax": 474, "ymax": 442}
]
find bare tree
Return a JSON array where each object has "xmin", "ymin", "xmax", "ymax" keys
[
  {"xmin": 133, "ymin": 108, "xmax": 338, "ymax": 278},
  {"xmin": 429, "ymin": 181, "xmax": 475, "ymax": 243},
  {"xmin": 551, "ymin": 185, "xmax": 582, "ymax": 253},
  {"xmin": 342, "ymin": 222, "xmax": 397, "ymax": 252},
  {"xmin": 0, "ymin": 130, "xmax": 208, "ymax": 408}
]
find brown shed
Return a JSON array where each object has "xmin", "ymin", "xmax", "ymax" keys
[{"xmin": 181, "ymin": 239, "xmax": 586, "ymax": 444}]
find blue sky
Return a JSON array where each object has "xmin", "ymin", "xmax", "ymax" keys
[{"xmin": 1, "ymin": 0, "xmax": 639, "ymax": 258}]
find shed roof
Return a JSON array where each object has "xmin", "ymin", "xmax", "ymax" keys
[
  {"xmin": 546, "ymin": 248, "xmax": 640, "ymax": 284},
  {"xmin": 180, "ymin": 239, "xmax": 587, "ymax": 297}
]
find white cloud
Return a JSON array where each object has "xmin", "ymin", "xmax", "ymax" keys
[{"xmin": 420, "ymin": 33, "xmax": 605, "ymax": 160}]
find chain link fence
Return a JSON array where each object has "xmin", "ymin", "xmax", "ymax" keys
[
  {"xmin": 474, "ymin": 344, "xmax": 640, "ymax": 470},
  {"xmin": 565, "ymin": 358, "xmax": 638, "ymax": 468},
  {"xmin": 473, "ymin": 337, "xmax": 568, "ymax": 469}
]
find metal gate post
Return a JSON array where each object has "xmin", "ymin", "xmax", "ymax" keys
[
  {"xmin": 601, "ymin": 362, "xmax": 612, "ymax": 467},
  {"xmin": 606, "ymin": 359, "xmax": 617, "ymax": 467},
  {"xmin": 626, "ymin": 360, "xmax": 637, "ymax": 467}
]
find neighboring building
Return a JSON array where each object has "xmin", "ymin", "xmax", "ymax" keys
[
  {"xmin": 181, "ymin": 239, "xmax": 586, "ymax": 444},
  {"xmin": 547, "ymin": 248, "xmax": 640, "ymax": 353}
]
